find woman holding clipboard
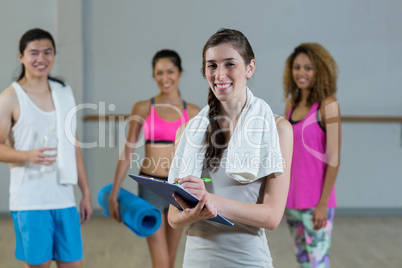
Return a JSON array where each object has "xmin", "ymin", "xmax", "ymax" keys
[{"xmin": 168, "ymin": 29, "xmax": 293, "ymax": 268}]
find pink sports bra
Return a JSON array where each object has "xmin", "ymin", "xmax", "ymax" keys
[{"xmin": 143, "ymin": 98, "xmax": 189, "ymax": 144}]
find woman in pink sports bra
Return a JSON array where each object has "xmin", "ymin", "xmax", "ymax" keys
[
  {"xmin": 283, "ymin": 43, "xmax": 341, "ymax": 267},
  {"xmin": 109, "ymin": 50, "xmax": 200, "ymax": 268}
]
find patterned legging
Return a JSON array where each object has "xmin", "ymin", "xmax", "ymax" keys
[{"xmin": 285, "ymin": 208, "xmax": 335, "ymax": 268}]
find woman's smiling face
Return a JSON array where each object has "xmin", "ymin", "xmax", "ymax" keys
[
  {"xmin": 153, "ymin": 58, "xmax": 182, "ymax": 94},
  {"xmin": 292, "ymin": 52, "xmax": 315, "ymax": 91},
  {"xmin": 204, "ymin": 43, "xmax": 255, "ymax": 104}
]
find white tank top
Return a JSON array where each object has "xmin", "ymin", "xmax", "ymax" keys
[{"xmin": 9, "ymin": 82, "xmax": 75, "ymax": 211}]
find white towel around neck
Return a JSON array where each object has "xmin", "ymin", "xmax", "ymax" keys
[
  {"xmin": 168, "ymin": 87, "xmax": 283, "ymax": 184},
  {"xmin": 50, "ymin": 80, "xmax": 78, "ymax": 184}
]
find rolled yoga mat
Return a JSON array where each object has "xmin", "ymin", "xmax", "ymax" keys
[{"xmin": 98, "ymin": 184, "xmax": 162, "ymax": 237}]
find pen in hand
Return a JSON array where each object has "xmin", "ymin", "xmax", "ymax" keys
[{"xmin": 175, "ymin": 178, "xmax": 211, "ymax": 185}]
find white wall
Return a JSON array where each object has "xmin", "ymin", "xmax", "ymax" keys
[
  {"xmin": 82, "ymin": 0, "xmax": 402, "ymax": 116},
  {"xmin": 1, "ymin": 0, "xmax": 401, "ymax": 213},
  {"xmin": 339, "ymin": 122, "xmax": 402, "ymax": 208}
]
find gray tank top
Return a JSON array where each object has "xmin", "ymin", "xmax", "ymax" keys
[{"xmin": 183, "ymin": 151, "xmax": 274, "ymax": 268}]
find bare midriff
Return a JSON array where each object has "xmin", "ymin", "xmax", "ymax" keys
[{"xmin": 139, "ymin": 143, "xmax": 176, "ymax": 177}]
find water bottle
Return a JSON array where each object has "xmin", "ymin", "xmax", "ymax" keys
[{"xmin": 40, "ymin": 126, "xmax": 58, "ymax": 172}]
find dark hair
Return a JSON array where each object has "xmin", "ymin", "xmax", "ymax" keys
[
  {"xmin": 151, "ymin": 49, "xmax": 183, "ymax": 76},
  {"xmin": 17, "ymin": 28, "xmax": 65, "ymax": 86},
  {"xmin": 202, "ymin": 28, "xmax": 255, "ymax": 171},
  {"xmin": 283, "ymin": 43, "xmax": 338, "ymax": 106}
]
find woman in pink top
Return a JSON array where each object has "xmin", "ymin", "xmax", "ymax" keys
[
  {"xmin": 109, "ymin": 50, "xmax": 200, "ymax": 268},
  {"xmin": 283, "ymin": 43, "xmax": 341, "ymax": 268}
]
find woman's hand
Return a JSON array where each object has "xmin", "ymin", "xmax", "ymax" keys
[
  {"xmin": 108, "ymin": 196, "xmax": 121, "ymax": 222},
  {"xmin": 174, "ymin": 175, "xmax": 206, "ymax": 200},
  {"xmin": 312, "ymin": 204, "xmax": 328, "ymax": 230},
  {"xmin": 173, "ymin": 193, "xmax": 217, "ymax": 222}
]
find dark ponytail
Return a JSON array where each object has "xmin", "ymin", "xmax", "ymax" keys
[
  {"xmin": 16, "ymin": 28, "xmax": 65, "ymax": 86},
  {"xmin": 204, "ymin": 90, "xmax": 227, "ymax": 170},
  {"xmin": 201, "ymin": 28, "xmax": 255, "ymax": 171}
]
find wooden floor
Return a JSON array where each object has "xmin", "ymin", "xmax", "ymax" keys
[{"xmin": 0, "ymin": 216, "xmax": 401, "ymax": 267}]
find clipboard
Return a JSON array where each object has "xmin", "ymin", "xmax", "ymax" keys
[{"xmin": 129, "ymin": 174, "xmax": 234, "ymax": 226}]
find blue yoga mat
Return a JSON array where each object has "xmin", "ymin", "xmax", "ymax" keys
[{"xmin": 98, "ymin": 184, "xmax": 162, "ymax": 237}]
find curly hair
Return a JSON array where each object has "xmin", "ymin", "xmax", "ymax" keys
[{"xmin": 283, "ymin": 43, "xmax": 338, "ymax": 106}]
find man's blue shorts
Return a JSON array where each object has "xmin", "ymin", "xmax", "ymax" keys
[{"xmin": 11, "ymin": 207, "xmax": 83, "ymax": 265}]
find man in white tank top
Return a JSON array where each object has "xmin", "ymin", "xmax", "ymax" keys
[{"xmin": 0, "ymin": 28, "xmax": 92, "ymax": 268}]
